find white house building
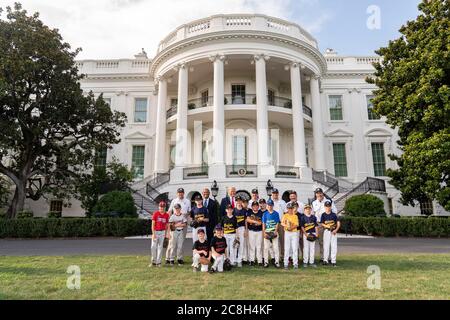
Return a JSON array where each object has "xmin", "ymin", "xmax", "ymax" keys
[{"xmin": 25, "ymin": 14, "xmax": 449, "ymax": 217}]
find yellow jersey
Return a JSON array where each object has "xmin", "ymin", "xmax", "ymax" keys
[{"xmin": 282, "ymin": 213, "xmax": 299, "ymax": 232}]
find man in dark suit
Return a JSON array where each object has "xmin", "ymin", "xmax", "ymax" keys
[
  {"xmin": 202, "ymin": 187, "xmax": 218, "ymax": 243},
  {"xmin": 220, "ymin": 186, "xmax": 237, "ymax": 217}
]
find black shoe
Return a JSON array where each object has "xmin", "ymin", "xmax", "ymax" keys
[
  {"xmin": 258, "ymin": 263, "xmax": 263, "ymax": 267},
  {"xmin": 331, "ymin": 263, "xmax": 337, "ymax": 267},
  {"xmin": 165, "ymin": 259, "xmax": 170, "ymax": 265},
  {"xmin": 264, "ymin": 263, "xmax": 269, "ymax": 268},
  {"xmin": 209, "ymin": 268, "xmax": 216, "ymax": 274},
  {"xmin": 177, "ymin": 259, "xmax": 184, "ymax": 265},
  {"xmin": 322, "ymin": 260, "xmax": 328, "ymax": 266},
  {"xmin": 248, "ymin": 261, "xmax": 254, "ymax": 267},
  {"xmin": 242, "ymin": 260, "xmax": 248, "ymax": 265},
  {"xmin": 170, "ymin": 260, "xmax": 175, "ymax": 265},
  {"xmin": 328, "ymin": 259, "xmax": 332, "ymax": 264},
  {"xmin": 271, "ymin": 258, "xmax": 275, "ymax": 265}
]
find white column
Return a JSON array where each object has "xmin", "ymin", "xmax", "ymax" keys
[
  {"xmin": 154, "ymin": 78, "xmax": 167, "ymax": 173},
  {"xmin": 290, "ymin": 62, "xmax": 307, "ymax": 168},
  {"xmin": 254, "ymin": 54, "xmax": 271, "ymax": 167},
  {"xmin": 193, "ymin": 120, "xmax": 203, "ymax": 165},
  {"xmin": 175, "ymin": 63, "xmax": 188, "ymax": 167},
  {"xmin": 209, "ymin": 54, "xmax": 226, "ymax": 178},
  {"xmin": 310, "ymin": 75, "xmax": 326, "ymax": 171}
]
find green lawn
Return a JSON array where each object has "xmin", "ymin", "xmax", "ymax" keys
[{"xmin": 0, "ymin": 254, "xmax": 449, "ymax": 300}]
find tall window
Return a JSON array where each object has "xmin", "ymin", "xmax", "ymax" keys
[
  {"xmin": 201, "ymin": 90, "xmax": 209, "ymax": 107},
  {"xmin": 231, "ymin": 84, "xmax": 246, "ymax": 104},
  {"xmin": 329, "ymin": 95, "xmax": 343, "ymax": 120},
  {"xmin": 50, "ymin": 200, "xmax": 63, "ymax": 214},
  {"xmin": 232, "ymin": 136, "xmax": 247, "ymax": 165},
  {"xmin": 371, "ymin": 143, "xmax": 386, "ymax": 176},
  {"xmin": 134, "ymin": 98, "xmax": 148, "ymax": 123},
  {"xmin": 367, "ymin": 95, "xmax": 380, "ymax": 120},
  {"xmin": 268, "ymin": 89, "xmax": 275, "ymax": 106},
  {"xmin": 95, "ymin": 146, "xmax": 107, "ymax": 170},
  {"xmin": 333, "ymin": 143, "xmax": 348, "ymax": 177},
  {"xmin": 132, "ymin": 145, "xmax": 145, "ymax": 179}
]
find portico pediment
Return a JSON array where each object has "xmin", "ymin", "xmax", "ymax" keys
[
  {"xmin": 365, "ymin": 128, "xmax": 392, "ymax": 137},
  {"xmin": 325, "ymin": 129, "xmax": 353, "ymax": 137},
  {"xmin": 124, "ymin": 131, "xmax": 152, "ymax": 140}
]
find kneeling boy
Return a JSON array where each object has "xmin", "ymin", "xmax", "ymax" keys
[{"xmin": 192, "ymin": 229, "xmax": 210, "ymax": 272}]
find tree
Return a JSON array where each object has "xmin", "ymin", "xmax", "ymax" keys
[
  {"xmin": 0, "ymin": 4, "xmax": 127, "ymax": 218},
  {"xmin": 76, "ymin": 157, "xmax": 134, "ymax": 216},
  {"xmin": 0, "ymin": 174, "xmax": 11, "ymax": 209},
  {"xmin": 367, "ymin": 0, "xmax": 450, "ymax": 211}
]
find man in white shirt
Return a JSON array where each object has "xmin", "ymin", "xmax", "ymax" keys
[
  {"xmin": 166, "ymin": 188, "xmax": 191, "ymax": 264},
  {"xmin": 271, "ymin": 188, "xmax": 286, "ymax": 257},
  {"xmin": 312, "ymin": 187, "xmax": 337, "ymax": 263},
  {"xmin": 285, "ymin": 190, "xmax": 304, "ymax": 214}
]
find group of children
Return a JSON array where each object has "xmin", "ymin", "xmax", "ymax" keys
[{"xmin": 150, "ymin": 188, "xmax": 341, "ymax": 273}]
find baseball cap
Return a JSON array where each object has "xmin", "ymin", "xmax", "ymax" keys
[
  {"xmin": 194, "ymin": 195, "xmax": 202, "ymax": 201},
  {"xmin": 197, "ymin": 228, "xmax": 205, "ymax": 234},
  {"xmin": 226, "ymin": 204, "xmax": 234, "ymax": 209},
  {"xmin": 258, "ymin": 198, "xmax": 266, "ymax": 204},
  {"xmin": 272, "ymin": 188, "xmax": 279, "ymax": 194},
  {"xmin": 286, "ymin": 202, "xmax": 294, "ymax": 209},
  {"xmin": 291, "ymin": 201, "xmax": 298, "ymax": 207},
  {"xmin": 174, "ymin": 203, "xmax": 181, "ymax": 209},
  {"xmin": 235, "ymin": 196, "xmax": 243, "ymax": 201},
  {"xmin": 315, "ymin": 188, "xmax": 324, "ymax": 194},
  {"xmin": 267, "ymin": 199, "xmax": 274, "ymax": 206},
  {"xmin": 158, "ymin": 201, "xmax": 166, "ymax": 207},
  {"xmin": 251, "ymin": 201, "xmax": 259, "ymax": 207},
  {"xmin": 215, "ymin": 224, "xmax": 223, "ymax": 231},
  {"xmin": 304, "ymin": 204, "xmax": 312, "ymax": 209},
  {"xmin": 324, "ymin": 200, "xmax": 332, "ymax": 207},
  {"xmin": 251, "ymin": 189, "xmax": 258, "ymax": 194},
  {"xmin": 289, "ymin": 190, "xmax": 297, "ymax": 195},
  {"xmin": 177, "ymin": 188, "xmax": 185, "ymax": 193}
]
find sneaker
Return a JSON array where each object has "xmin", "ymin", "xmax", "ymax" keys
[
  {"xmin": 293, "ymin": 265, "xmax": 299, "ymax": 270},
  {"xmin": 165, "ymin": 259, "xmax": 170, "ymax": 265},
  {"xmin": 331, "ymin": 263, "xmax": 337, "ymax": 267},
  {"xmin": 177, "ymin": 259, "xmax": 184, "ymax": 265},
  {"xmin": 303, "ymin": 263, "xmax": 308, "ymax": 268},
  {"xmin": 271, "ymin": 258, "xmax": 275, "ymax": 265},
  {"xmin": 322, "ymin": 260, "xmax": 328, "ymax": 266},
  {"xmin": 193, "ymin": 267, "xmax": 198, "ymax": 273},
  {"xmin": 310, "ymin": 263, "xmax": 317, "ymax": 268},
  {"xmin": 209, "ymin": 268, "xmax": 216, "ymax": 274},
  {"xmin": 242, "ymin": 260, "xmax": 248, "ymax": 265},
  {"xmin": 258, "ymin": 263, "xmax": 263, "ymax": 267},
  {"xmin": 328, "ymin": 259, "xmax": 332, "ymax": 264},
  {"xmin": 248, "ymin": 261, "xmax": 254, "ymax": 267},
  {"xmin": 237, "ymin": 262, "xmax": 243, "ymax": 268},
  {"xmin": 169, "ymin": 260, "xmax": 175, "ymax": 265},
  {"xmin": 264, "ymin": 263, "xmax": 269, "ymax": 268},
  {"xmin": 157, "ymin": 263, "xmax": 162, "ymax": 268},
  {"xmin": 275, "ymin": 262, "xmax": 280, "ymax": 268}
]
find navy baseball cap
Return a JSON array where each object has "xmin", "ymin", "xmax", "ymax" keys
[
  {"xmin": 226, "ymin": 204, "xmax": 233, "ymax": 209},
  {"xmin": 194, "ymin": 195, "xmax": 202, "ymax": 200},
  {"xmin": 177, "ymin": 188, "xmax": 185, "ymax": 193},
  {"xmin": 174, "ymin": 203, "xmax": 181, "ymax": 209},
  {"xmin": 324, "ymin": 200, "xmax": 332, "ymax": 207},
  {"xmin": 251, "ymin": 201, "xmax": 259, "ymax": 207},
  {"xmin": 258, "ymin": 198, "xmax": 266, "ymax": 204},
  {"xmin": 215, "ymin": 224, "xmax": 223, "ymax": 231},
  {"xmin": 251, "ymin": 189, "xmax": 258, "ymax": 194},
  {"xmin": 197, "ymin": 228, "xmax": 205, "ymax": 234},
  {"xmin": 267, "ymin": 199, "xmax": 274, "ymax": 206},
  {"xmin": 286, "ymin": 202, "xmax": 294, "ymax": 209},
  {"xmin": 315, "ymin": 188, "xmax": 324, "ymax": 194},
  {"xmin": 272, "ymin": 188, "xmax": 279, "ymax": 194}
]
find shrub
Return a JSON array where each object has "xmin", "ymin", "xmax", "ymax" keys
[
  {"xmin": 92, "ymin": 191, "xmax": 137, "ymax": 218},
  {"xmin": 17, "ymin": 210, "xmax": 33, "ymax": 219},
  {"xmin": 47, "ymin": 211, "xmax": 62, "ymax": 218},
  {"xmin": 0, "ymin": 218, "xmax": 151, "ymax": 238},
  {"xmin": 344, "ymin": 194, "xmax": 386, "ymax": 217}
]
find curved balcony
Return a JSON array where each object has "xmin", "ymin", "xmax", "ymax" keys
[
  {"xmin": 166, "ymin": 95, "xmax": 313, "ymax": 119},
  {"xmin": 157, "ymin": 14, "xmax": 318, "ymax": 54}
]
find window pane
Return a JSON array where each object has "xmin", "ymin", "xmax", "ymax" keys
[
  {"xmin": 134, "ymin": 98, "xmax": 147, "ymax": 123},
  {"xmin": 201, "ymin": 90, "xmax": 209, "ymax": 107},
  {"xmin": 268, "ymin": 89, "xmax": 275, "ymax": 106},
  {"xmin": 333, "ymin": 143, "xmax": 347, "ymax": 177},
  {"xmin": 233, "ymin": 136, "xmax": 247, "ymax": 165},
  {"xmin": 367, "ymin": 95, "xmax": 380, "ymax": 120},
  {"xmin": 329, "ymin": 95, "xmax": 343, "ymax": 120},
  {"xmin": 132, "ymin": 145, "xmax": 145, "ymax": 179},
  {"xmin": 50, "ymin": 200, "xmax": 63, "ymax": 213},
  {"xmin": 231, "ymin": 85, "xmax": 246, "ymax": 104},
  {"xmin": 371, "ymin": 143, "xmax": 386, "ymax": 176}
]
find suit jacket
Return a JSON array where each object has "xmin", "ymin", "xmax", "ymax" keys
[
  {"xmin": 203, "ymin": 197, "xmax": 218, "ymax": 229},
  {"xmin": 219, "ymin": 196, "xmax": 236, "ymax": 217}
]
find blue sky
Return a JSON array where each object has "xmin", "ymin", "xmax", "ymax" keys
[{"xmin": 1, "ymin": 0, "xmax": 422, "ymax": 59}]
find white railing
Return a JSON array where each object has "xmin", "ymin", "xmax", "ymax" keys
[
  {"xmin": 325, "ymin": 57, "xmax": 344, "ymax": 65},
  {"xmin": 325, "ymin": 56, "xmax": 380, "ymax": 68},
  {"xmin": 96, "ymin": 61, "xmax": 119, "ymax": 69},
  {"xmin": 76, "ymin": 59, "xmax": 152, "ymax": 75},
  {"xmin": 356, "ymin": 57, "xmax": 380, "ymax": 64},
  {"xmin": 157, "ymin": 14, "xmax": 318, "ymax": 52}
]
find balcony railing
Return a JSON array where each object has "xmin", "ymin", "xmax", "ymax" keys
[
  {"xmin": 166, "ymin": 96, "xmax": 313, "ymax": 118},
  {"xmin": 183, "ymin": 166, "xmax": 209, "ymax": 180},
  {"xmin": 226, "ymin": 165, "xmax": 257, "ymax": 178},
  {"xmin": 275, "ymin": 166, "xmax": 300, "ymax": 178}
]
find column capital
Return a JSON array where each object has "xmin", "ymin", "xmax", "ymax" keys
[
  {"xmin": 285, "ymin": 61, "xmax": 306, "ymax": 70},
  {"xmin": 312, "ymin": 73, "xmax": 321, "ymax": 81},
  {"xmin": 209, "ymin": 54, "xmax": 226, "ymax": 62},
  {"xmin": 173, "ymin": 62, "xmax": 188, "ymax": 72},
  {"xmin": 253, "ymin": 53, "xmax": 270, "ymax": 62}
]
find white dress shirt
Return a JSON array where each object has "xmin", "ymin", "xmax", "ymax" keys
[
  {"xmin": 168, "ymin": 197, "xmax": 192, "ymax": 218},
  {"xmin": 312, "ymin": 197, "xmax": 337, "ymax": 222},
  {"xmin": 272, "ymin": 199, "xmax": 287, "ymax": 220}
]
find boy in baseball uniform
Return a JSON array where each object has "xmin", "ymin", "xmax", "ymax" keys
[
  {"xmin": 192, "ymin": 229, "xmax": 210, "ymax": 272},
  {"xmin": 190, "ymin": 194, "xmax": 209, "ymax": 243},
  {"xmin": 281, "ymin": 202, "xmax": 300, "ymax": 270},
  {"xmin": 168, "ymin": 203, "xmax": 187, "ymax": 265},
  {"xmin": 262, "ymin": 199, "xmax": 281, "ymax": 268},
  {"xmin": 210, "ymin": 224, "xmax": 228, "ymax": 273},
  {"xmin": 320, "ymin": 200, "xmax": 341, "ymax": 266},
  {"xmin": 246, "ymin": 201, "xmax": 264, "ymax": 266},
  {"xmin": 221, "ymin": 204, "xmax": 238, "ymax": 266},
  {"xmin": 150, "ymin": 202, "xmax": 170, "ymax": 267},
  {"xmin": 234, "ymin": 196, "xmax": 248, "ymax": 267},
  {"xmin": 300, "ymin": 204, "xmax": 318, "ymax": 268}
]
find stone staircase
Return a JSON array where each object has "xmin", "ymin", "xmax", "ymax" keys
[{"xmin": 129, "ymin": 172, "xmax": 171, "ymax": 216}]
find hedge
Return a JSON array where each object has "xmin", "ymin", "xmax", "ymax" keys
[
  {"xmin": 0, "ymin": 218, "xmax": 151, "ymax": 238},
  {"xmin": 340, "ymin": 217, "xmax": 450, "ymax": 238}
]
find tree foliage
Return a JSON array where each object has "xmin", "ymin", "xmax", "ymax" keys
[
  {"xmin": 367, "ymin": 0, "xmax": 450, "ymax": 211},
  {"xmin": 0, "ymin": 3, "xmax": 127, "ymax": 218}
]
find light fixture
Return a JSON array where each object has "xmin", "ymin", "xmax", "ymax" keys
[
  {"xmin": 211, "ymin": 180, "xmax": 219, "ymax": 199},
  {"xmin": 266, "ymin": 179, "xmax": 274, "ymax": 197}
]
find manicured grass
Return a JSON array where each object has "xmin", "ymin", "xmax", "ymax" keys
[{"xmin": 0, "ymin": 254, "xmax": 449, "ymax": 299}]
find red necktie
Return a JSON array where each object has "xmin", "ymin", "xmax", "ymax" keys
[{"xmin": 231, "ymin": 197, "xmax": 235, "ymax": 208}]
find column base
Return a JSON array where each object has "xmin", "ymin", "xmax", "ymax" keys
[{"xmin": 208, "ymin": 163, "xmax": 226, "ymax": 180}]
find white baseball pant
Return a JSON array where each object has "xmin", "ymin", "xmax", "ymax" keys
[
  {"xmin": 223, "ymin": 233, "xmax": 236, "ymax": 264},
  {"xmin": 248, "ymin": 230, "xmax": 263, "ymax": 263},
  {"xmin": 323, "ymin": 229, "xmax": 337, "ymax": 263},
  {"xmin": 284, "ymin": 230, "xmax": 299, "ymax": 267},
  {"xmin": 236, "ymin": 226, "xmax": 248, "ymax": 263},
  {"xmin": 150, "ymin": 230, "xmax": 166, "ymax": 264},
  {"xmin": 302, "ymin": 234, "xmax": 316, "ymax": 264},
  {"xmin": 263, "ymin": 236, "xmax": 280, "ymax": 264},
  {"xmin": 168, "ymin": 229, "xmax": 185, "ymax": 261},
  {"xmin": 192, "ymin": 253, "xmax": 209, "ymax": 272},
  {"xmin": 192, "ymin": 226, "xmax": 207, "ymax": 243},
  {"xmin": 212, "ymin": 254, "xmax": 225, "ymax": 272}
]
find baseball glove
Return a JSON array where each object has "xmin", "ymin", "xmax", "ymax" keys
[
  {"xmin": 163, "ymin": 237, "xmax": 169, "ymax": 248},
  {"xmin": 264, "ymin": 232, "xmax": 277, "ymax": 241},
  {"xmin": 169, "ymin": 223, "xmax": 176, "ymax": 232},
  {"xmin": 199, "ymin": 256, "xmax": 210, "ymax": 266},
  {"xmin": 306, "ymin": 233, "xmax": 317, "ymax": 242},
  {"xmin": 223, "ymin": 258, "xmax": 232, "ymax": 271},
  {"xmin": 190, "ymin": 220, "xmax": 199, "ymax": 228}
]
